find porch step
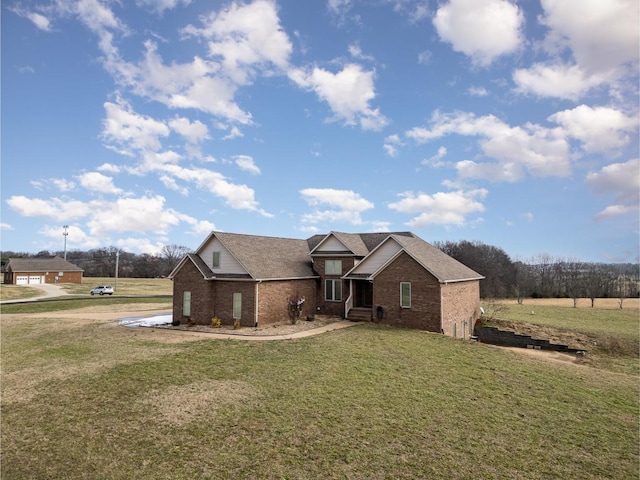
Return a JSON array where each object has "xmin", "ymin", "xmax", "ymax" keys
[{"xmin": 347, "ymin": 308, "xmax": 372, "ymax": 322}]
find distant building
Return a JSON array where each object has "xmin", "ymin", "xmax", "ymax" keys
[{"xmin": 3, "ymin": 257, "xmax": 84, "ymax": 285}]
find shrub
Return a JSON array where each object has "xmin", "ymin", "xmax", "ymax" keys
[
  {"xmin": 171, "ymin": 318, "xmax": 181, "ymax": 327},
  {"xmin": 287, "ymin": 294, "xmax": 305, "ymax": 325},
  {"xmin": 233, "ymin": 319, "xmax": 241, "ymax": 330},
  {"xmin": 211, "ymin": 317, "xmax": 222, "ymax": 328},
  {"xmin": 188, "ymin": 317, "xmax": 196, "ymax": 327}
]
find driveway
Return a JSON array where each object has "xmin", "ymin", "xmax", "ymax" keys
[{"xmin": 1, "ymin": 283, "xmax": 69, "ymax": 304}]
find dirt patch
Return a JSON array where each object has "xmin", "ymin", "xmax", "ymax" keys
[
  {"xmin": 141, "ymin": 380, "xmax": 259, "ymax": 426},
  {"xmin": 496, "ymin": 345, "xmax": 587, "ymax": 366}
]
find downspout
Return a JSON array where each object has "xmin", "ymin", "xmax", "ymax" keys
[
  {"xmin": 254, "ymin": 280, "xmax": 261, "ymax": 328},
  {"xmin": 440, "ymin": 282, "xmax": 445, "ymax": 335}
]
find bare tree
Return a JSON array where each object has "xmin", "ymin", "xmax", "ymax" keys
[{"xmin": 161, "ymin": 244, "xmax": 191, "ymax": 276}]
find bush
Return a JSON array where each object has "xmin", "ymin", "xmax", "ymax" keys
[
  {"xmin": 233, "ymin": 319, "xmax": 241, "ymax": 330},
  {"xmin": 171, "ymin": 318, "xmax": 181, "ymax": 326},
  {"xmin": 211, "ymin": 317, "xmax": 222, "ymax": 328},
  {"xmin": 287, "ymin": 294, "xmax": 305, "ymax": 325}
]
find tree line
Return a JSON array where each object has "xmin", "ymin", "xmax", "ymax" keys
[
  {"xmin": 434, "ymin": 240, "xmax": 639, "ymax": 306},
  {"xmin": 2, "ymin": 241, "xmax": 638, "ymax": 305},
  {"xmin": 1, "ymin": 244, "xmax": 191, "ymax": 279}
]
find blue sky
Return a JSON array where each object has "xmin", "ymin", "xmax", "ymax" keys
[{"xmin": 2, "ymin": 0, "xmax": 638, "ymax": 262}]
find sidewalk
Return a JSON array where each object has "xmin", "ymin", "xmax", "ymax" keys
[{"xmin": 154, "ymin": 320, "xmax": 361, "ymax": 341}]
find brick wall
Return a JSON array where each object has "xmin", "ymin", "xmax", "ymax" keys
[
  {"xmin": 172, "ymin": 260, "xmax": 214, "ymax": 325},
  {"xmin": 373, "ymin": 252, "xmax": 442, "ymax": 331},
  {"xmin": 313, "ymin": 256, "xmax": 354, "ymax": 317},
  {"xmin": 212, "ymin": 281, "xmax": 255, "ymax": 327},
  {"xmin": 257, "ymin": 279, "xmax": 318, "ymax": 326},
  {"xmin": 441, "ymin": 281, "xmax": 480, "ymax": 339}
]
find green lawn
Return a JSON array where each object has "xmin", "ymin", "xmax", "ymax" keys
[{"xmin": 2, "ymin": 303, "xmax": 638, "ymax": 479}]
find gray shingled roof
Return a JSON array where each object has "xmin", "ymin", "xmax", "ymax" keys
[
  {"xmin": 213, "ymin": 232, "xmax": 316, "ymax": 280},
  {"xmin": 391, "ymin": 235, "xmax": 483, "ymax": 283},
  {"xmin": 6, "ymin": 256, "xmax": 84, "ymax": 273}
]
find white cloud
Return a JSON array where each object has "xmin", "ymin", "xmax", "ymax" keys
[
  {"xmin": 433, "ymin": 0, "xmax": 523, "ymax": 67},
  {"xmin": 159, "ymin": 164, "xmax": 271, "ymax": 215},
  {"xmin": 539, "ymin": 0, "xmax": 639, "ymax": 74},
  {"xmin": 586, "ymin": 158, "xmax": 640, "ymax": 207},
  {"xmin": 6, "ymin": 196, "xmax": 92, "ymax": 220},
  {"xmin": 188, "ymin": 220, "xmax": 217, "ymax": 237},
  {"xmin": 406, "ymin": 111, "xmax": 570, "ymax": 181},
  {"xmin": 300, "ymin": 188, "xmax": 374, "ymax": 225},
  {"xmin": 136, "ymin": 0, "xmax": 191, "ymax": 14},
  {"xmin": 289, "ymin": 64, "xmax": 389, "ymax": 131},
  {"xmin": 27, "ymin": 12, "xmax": 52, "ymax": 31},
  {"xmin": 102, "ymin": 98, "xmax": 170, "ymax": 154},
  {"xmin": 76, "ymin": 172, "xmax": 123, "ymax": 194},
  {"xmin": 234, "ymin": 155, "xmax": 261, "ymax": 174},
  {"xmin": 1, "ymin": 223, "xmax": 14, "ymax": 231},
  {"xmin": 169, "ymin": 117, "xmax": 209, "ymax": 143},
  {"xmin": 514, "ymin": 0, "xmax": 639, "ymax": 100},
  {"xmin": 39, "ymin": 224, "xmax": 101, "ymax": 250},
  {"xmin": 388, "ymin": 188, "xmax": 487, "ymax": 227},
  {"xmin": 513, "ymin": 62, "xmax": 607, "ymax": 100},
  {"xmin": 467, "ymin": 86, "xmax": 489, "ymax": 97},
  {"xmin": 97, "ymin": 163, "xmax": 122, "ymax": 174},
  {"xmin": 384, "ymin": 134, "xmax": 403, "ymax": 157},
  {"xmin": 86, "ymin": 195, "xmax": 182, "ymax": 237},
  {"xmin": 548, "ymin": 105, "xmax": 638, "ymax": 155},
  {"xmin": 422, "ymin": 146, "xmax": 448, "ymax": 167},
  {"xmin": 182, "ymin": 0, "xmax": 292, "ymax": 84}
]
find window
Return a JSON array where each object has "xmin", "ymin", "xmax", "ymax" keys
[
  {"xmin": 58, "ymin": 272, "xmax": 64, "ymax": 276},
  {"xmin": 325, "ymin": 260, "xmax": 342, "ymax": 275},
  {"xmin": 400, "ymin": 282, "xmax": 411, "ymax": 308},
  {"xmin": 212, "ymin": 251, "xmax": 221, "ymax": 269},
  {"xmin": 233, "ymin": 293, "xmax": 242, "ymax": 319},
  {"xmin": 325, "ymin": 279, "xmax": 342, "ymax": 301},
  {"xmin": 183, "ymin": 291, "xmax": 191, "ymax": 316}
]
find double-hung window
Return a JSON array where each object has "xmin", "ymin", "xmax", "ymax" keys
[
  {"xmin": 325, "ymin": 279, "xmax": 342, "ymax": 302},
  {"xmin": 400, "ymin": 282, "xmax": 411, "ymax": 308},
  {"xmin": 325, "ymin": 260, "xmax": 342, "ymax": 275}
]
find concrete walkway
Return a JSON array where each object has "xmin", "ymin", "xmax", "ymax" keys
[{"xmin": 149, "ymin": 319, "xmax": 361, "ymax": 341}]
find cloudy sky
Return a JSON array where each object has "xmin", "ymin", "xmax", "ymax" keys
[{"xmin": 2, "ymin": 0, "xmax": 638, "ymax": 262}]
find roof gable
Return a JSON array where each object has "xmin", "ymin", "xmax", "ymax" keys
[
  {"xmin": 345, "ymin": 235, "xmax": 483, "ymax": 283},
  {"xmin": 201, "ymin": 232, "xmax": 316, "ymax": 280}
]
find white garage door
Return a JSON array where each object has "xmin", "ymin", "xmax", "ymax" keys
[
  {"xmin": 29, "ymin": 276, "xmax": 43, "ymax": 284},
  {"xmin": 16, "ymin": 276, "xmax": 29, "ymax": 285}
]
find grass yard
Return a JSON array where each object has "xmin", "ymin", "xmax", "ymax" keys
[
  {"xmin": 64, "ymin": 277, "xmax": 173, "ymax": 296},
  {"xmin": 484, "ymin": 298, "xmax": 640, "ymax": 375},
  {"xmin": 1, "ymin": 300, "xmax": 638, "ymax": 479}
]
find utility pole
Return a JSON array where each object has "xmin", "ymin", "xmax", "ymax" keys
[
  {"xmin": 114, "ymin": 249, "xmax": 120, "ymax": 293},
  {"xmin": 63, "ymin": 225, "xmax": 69, "ymax": 260}
]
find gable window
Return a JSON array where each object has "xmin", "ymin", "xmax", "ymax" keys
[
  {"xmin": 400, "ymin": 282, "xmax": 411, "ymax": 308},
  {"xmin": 325, "ymin": 260, "xmax": 342, "ymax": 275},
  {"xmin": 183, "ymin": 291, "xmax": 191, "ymax": 316},
  {"xmin": 212, "ymin": 251, "xmax": 221, "ymax": 269},
  {"xmin": 325, "ymin": 279, "xmax": 342, "ymax": 302},
  {"xmin": 233, "ymin": 293, "xmax": 242, "ymax": 319}
]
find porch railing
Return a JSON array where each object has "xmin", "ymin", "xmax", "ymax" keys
[{"xmin": 344, "ymin": 293, "xmax": 353, "ymax": 319}]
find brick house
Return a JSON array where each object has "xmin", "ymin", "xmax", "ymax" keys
[
  {"xmin": 170, "ymin": 231, "xmax": 483, "ymax": 338},
  {"xmin": 3, "ymin": 257, "xmax": 84, "ymax": 285}
]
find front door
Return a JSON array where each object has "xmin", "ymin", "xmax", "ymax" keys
[{"xmin": 354, "ymin": 281, "xmax": 373, "ymax": 308}]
